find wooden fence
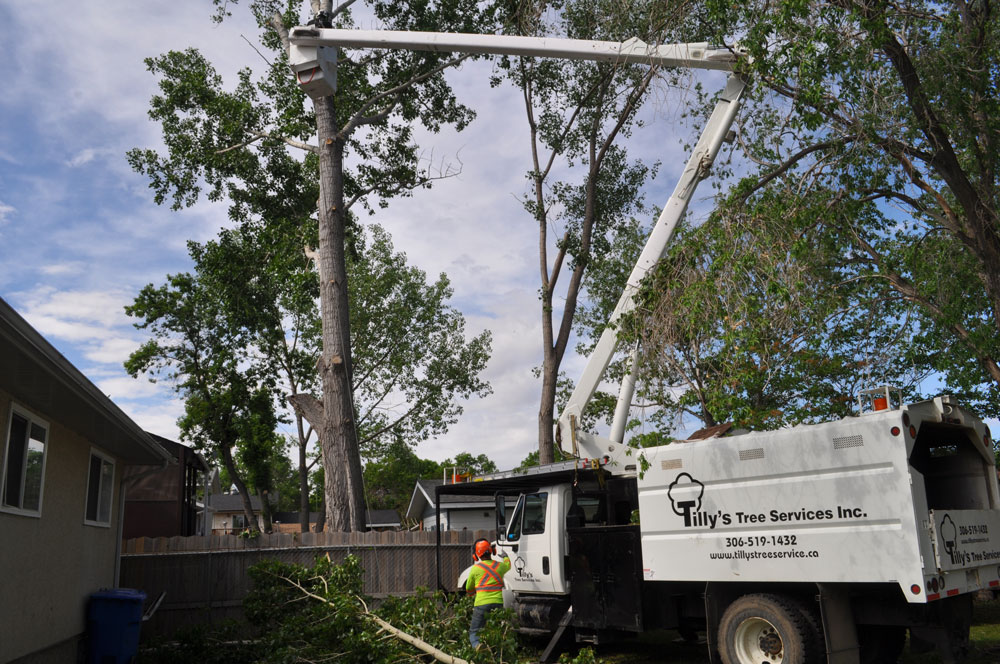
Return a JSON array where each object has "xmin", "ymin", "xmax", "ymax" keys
[{"xmin": 121, "ymin": 530, "xmax": 493, "ymax": 638}]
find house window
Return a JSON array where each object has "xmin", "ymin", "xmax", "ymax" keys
[
  {"xmin": 1, "ymin": 406, "xmax": 49, "ymax": 516},
  {"xmin": 84, "ymin": 449, "xmax": 115, "ymax": 526}
]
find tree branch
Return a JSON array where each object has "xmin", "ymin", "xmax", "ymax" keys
[
  {"xmin": 339, "ymin": 54, "xmax": 471, "ymax": 140},
  {"xmin": 215, "ymin": 130, "xmax": 318, "ymax": 155},
  {"xmin": 271, "ymin": 572, "xmax": 471, "ymax": 664},
  {"xmin": 268, "ymin": 13, "xmax": 290, "ymax": 53},
  {"xmin": 288, "ymin": 393, "xmax": 325, "ymax": 432}
]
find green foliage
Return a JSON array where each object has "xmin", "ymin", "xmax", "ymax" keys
[
  {"xmin": 125, "ymin": 265, "xmax": 274, "ymax": 529},
  {"xmin": 517, "ymin": 445, "xmax": 568, "ymax": 470},
  {"xmin": 559, "ymin": 646, "xmax": 601, "ymax": 664},
  {"xmin": 445, "ymin": 451, "xmax": 499, "ymax": 476},
  {"xmin": 683, "ymin": 0, "xmax": 1000, "ymax": 418},
  {"xmin": 141, "ymin": 621, "xmax": 255, "ymax": 664},
  {"xmin": 350, "ymin": 224, "xmax": 493, "ymax": 458},
  {"xmin": 129, "ymin": 2, "xmax": 497, "ymax": 529},
  {"xmin": 630, "ymin": 194, "xmax": 925, "ymax": 432},
  {"xmin": 363, "ymin": 439, "xmax": 442, "ymax": 514},
  {"xmin": 243, "ymin": 555, "xmax": 527, "ymax": 663}
]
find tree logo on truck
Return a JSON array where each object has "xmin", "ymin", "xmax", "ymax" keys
[
  {"xmin": 940, "ymin": 513, "xmax": 962, "ymax": 565},
  {"xmin": 669, "ymin": 472, "xmax": 705, "ymax": 527}
]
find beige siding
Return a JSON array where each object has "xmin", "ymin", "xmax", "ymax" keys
[{"xmin": 0, "ymin": 390, "xmax": 124, "ymax": 663}]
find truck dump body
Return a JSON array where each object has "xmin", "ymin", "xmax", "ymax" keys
[{"xmin": 637, "ymin": 396, "xmax": 999, "ymax": 603}]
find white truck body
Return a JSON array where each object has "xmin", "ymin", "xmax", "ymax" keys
[{"xmin": 638, "ymin": 395, "xmax": 999, "ymax": 602}]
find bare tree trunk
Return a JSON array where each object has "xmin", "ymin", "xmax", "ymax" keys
[
  {"xmin": 314, "ymin": 92, "xmax": 367, "ymax": 532},
  {"xmin": 296, "ymin": 413, "xmax": 311, "ymax": 533},
  {"xmin": 217, "ymin": 444, "xmax": 259, "ymax": 533},
  {"xmin": 258, "ymin": 490, "xmax": 274, "ymax": 533},
  {"xmin": 538, "ymin": 351, "xmax": 557, "ymax": 464},
  {"xmin": 315, "ymin": 489, "xmax": 327, "ymax": 532}
]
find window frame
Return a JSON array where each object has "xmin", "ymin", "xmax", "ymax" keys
[
  {"xmin": 1, "ymin": 404, "xmax": 50, "ymax": 518},
  {"xmin": 504, "ymin": 491, "xmax": 548, "ymax": 541},
  {"xmin": 83, "ymin": 447, "xmax": 116, "ymax": 528}
]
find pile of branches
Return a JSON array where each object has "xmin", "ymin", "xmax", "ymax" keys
[{"xmin": 243, "ymin": 555, "xmax": 525, "ymax": 663}]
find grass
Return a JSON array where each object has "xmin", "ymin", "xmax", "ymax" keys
[{"xmin": 579, "ymin": 599, "xmax": 1000, "ymax": 663}]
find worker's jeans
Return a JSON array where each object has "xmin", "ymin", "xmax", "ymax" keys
[{"xmin": 469, "ymin": 603, "xmax": 502, "ymax": 647}]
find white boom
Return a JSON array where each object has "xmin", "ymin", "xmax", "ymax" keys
[
  {"xmin": 286, "ymin": 28, "xmax": 747, "ymax": 466},
  {"xmin": 288, "ymin": 28, "xmax": 738, "ymax": 73}
]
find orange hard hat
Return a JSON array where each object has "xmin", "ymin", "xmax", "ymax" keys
[{"xmin": 474, "ymin": 539, "xmax": 492, "ymax": 559}]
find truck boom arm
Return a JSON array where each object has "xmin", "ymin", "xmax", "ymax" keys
[
  {"xmin": 288, "ymin": 28, "xmax": 738, "ymax": 72},
  {"xmin": 286, "ymin": 27, "xmax": 747, "ymax": 465}
]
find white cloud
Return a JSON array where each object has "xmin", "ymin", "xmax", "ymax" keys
[
  {"xmin": 83, "ymin": 336, "xmax": 141, "ymax": 365},
  {"xmin": 17, "ymin": 287, "xmax": 133, "ymax": 329},
  {"xmin": 39, "ymin": 262, "xmax": 85, "ymax": 276},
  {"xmin": 97, "ymin": 374, "xmax": 162, "ymax": 401},
  {"xmin": 118, "ymin": 398, "xmax": 185, "ymax": 441},
  {"xmin": 0, "ymin": 200, "xmax": 14, "ymax": 224},
  {"xmin": 66, "ymin": 148, "xmax": 114, "ymax": 168}
]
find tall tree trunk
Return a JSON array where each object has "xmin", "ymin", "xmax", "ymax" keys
[
  {"xmin": 314, "ymin": 93, "xmax": 367, "ymax": 532},
  {"xmin": 296, "ymin": 413, "xmax": 310, "ymax": 533},
  {"xmin": 315, "ymin": 489, "xmax": 327, "ymax": 532},
  {"xmin": 217, "ymin": 443, "xmax": 259, "ymax": 533},
  {"xmin": 538, "ymin": 349, "xmax": 557, "ymax": 464},
  {"xmin": 258, "ymin": 490, "xmax": 274, "ymax": 533}
]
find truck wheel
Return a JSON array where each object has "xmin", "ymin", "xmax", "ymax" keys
[{"xmin": 718, "ymin": 594, "xmax": 814, "ymax": 664}]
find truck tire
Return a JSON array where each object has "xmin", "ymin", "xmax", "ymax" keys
[{"xmin": 718, "ymin": 594, "xmax": 815, "ymax": 664}]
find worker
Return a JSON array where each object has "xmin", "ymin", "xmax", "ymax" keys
[{"xmin": 465, "ymin": 538, "xmax": 511, "ymax": 648}]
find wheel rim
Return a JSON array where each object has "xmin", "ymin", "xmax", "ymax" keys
[{"xmin": 733, "ymin": 616, "xmax": 784, "ymax": 664}]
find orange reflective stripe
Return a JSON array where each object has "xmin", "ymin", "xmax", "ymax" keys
[{"xmin": 474, "ymin": 561, "xmax": 503, "ymax": 591}]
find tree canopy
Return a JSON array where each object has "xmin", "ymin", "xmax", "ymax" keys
[
  {"xmin": 684, "ymin": 0, "xmax": 1000, "ymax": 418},
  {"xmin": 129, "ymin": 0, "xmax": 496, "ymax": 530}
]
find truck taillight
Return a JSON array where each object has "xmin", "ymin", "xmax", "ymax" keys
[
  {"xmin": 910, "ymin": 584, "xmax": 921, "ymax": 595},
  {"xmin": 891, "ymin": 426, "xmax": 901, "ymax": 436}
]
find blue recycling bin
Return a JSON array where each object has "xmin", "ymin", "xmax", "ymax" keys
[{"xmin": 87, "ymin": 588, "xmax": 146, "ymax": 664}]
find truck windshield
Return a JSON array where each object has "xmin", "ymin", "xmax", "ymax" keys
[{"xmin": 507, "ymin": 492, "xmax": 548, "ymax": 541}]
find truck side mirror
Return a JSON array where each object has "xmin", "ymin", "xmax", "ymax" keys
[{"xmin": 495, "ymin": 494, "xmax": 506, "ymax": 537}]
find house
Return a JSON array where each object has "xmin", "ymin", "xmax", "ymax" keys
[
  {"xmin": 207, "ymin": 491, "xmax": 277, "ymax": 534},
  {"xmin": 0, "ymin": 296, "xmax": 173, "ymax": 663},
  {"xmin": 271, "ymin": 510, "xmax": 321, "ymax": 533},
  {"xmin": 248, "ymin": 509, "xmax": 401, "ymax": 533},
  {"xmin": 366, "ymin": 508, "xmax": 401, "ymax": 531},
  {"xmin": 406, "ymin": 478, "xmax": 516, "ymax": 531},
  {"xmin": 122, "ymin": 434, "xmax": 210, "ymax": 539}
]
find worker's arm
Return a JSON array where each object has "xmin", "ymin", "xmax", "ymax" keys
[
  {"xmin": 465, "ymin": 566, "xmax": 477, "ymax": 596},
  {"xmin": 498, "ymin": 555, "xmax": 512, "ymax": 577}
]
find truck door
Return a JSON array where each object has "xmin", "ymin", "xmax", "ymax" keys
[{"xmin": 501, "ymin": 491, "xmax": 565, "ymax": 595}]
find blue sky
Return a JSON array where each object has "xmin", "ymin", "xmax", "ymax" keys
[{"xmin": 0, "ymin": 2, "xmax": 738, "ymax": 470}]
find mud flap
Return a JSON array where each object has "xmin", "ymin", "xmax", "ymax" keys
[{"xmin": 817, "ymin": 584, "xmax": 860, "ymax": 664}]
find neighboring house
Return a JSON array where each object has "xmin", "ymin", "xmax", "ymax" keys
[
  {"xmin": 122, "ymin": 434, "xmax": 210, "ymax": 539},
  {"xmin": 366, "ymin": 508, "xmax": 401, "ymax": 531},
  {"xmin": 0, "ymin": 297, "xmax": 173, "ymax": 663},
  {"xmin": 253, "ymin": 509, "xmax": 401, "ymax": 533},
  {"xmin": 270, "ymin": 510, "xmax": 320, "ymax": 533},
  {"xmin": 406, "ymin": 478, "xmax": 515, "ymax": 531},
  {"xmin": 208, "ymin": 491, "xmax": 278, "ymax": 534}
]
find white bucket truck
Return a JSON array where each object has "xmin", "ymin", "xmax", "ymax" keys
[
  {"xmin": 447, "ymin": 391, "xmax": 997, "ymax": 664},
  {"xmin": 287, "ymin": 25, "xmax": 1000, "ymax": 664}
]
